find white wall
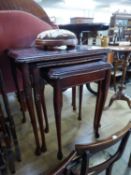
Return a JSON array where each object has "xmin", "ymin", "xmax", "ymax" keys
[{"xmin": 35, "ymin": 0, "xmax": 131, "ymax": 25}]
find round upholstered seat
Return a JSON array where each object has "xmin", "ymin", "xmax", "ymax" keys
[{"xmin": 35, "ymin": 29, "xmax": 78, "ymax": 49}]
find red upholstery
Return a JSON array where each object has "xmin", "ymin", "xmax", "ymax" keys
[
  {"xmin": 0, "ymin": 10, "xmax": 53, "ymax": 92},
  {"xmin": 0, "ymin": 10, "xmax": 53, "ymax": 51}
]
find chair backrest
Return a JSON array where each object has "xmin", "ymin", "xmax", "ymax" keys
[
  {"xmin": 0, "ymin": 0, "xmax": 58, "ymax": 93},
  {"xmin": 50, "ymin": 121, "xmax": 131, "ymax": 175},
  {"xmin": 0, "ymin": 10, "xmax": 53, "ymax": 92},
  {"xmin": 0, "ymin": 10, "xmax": 53, "ymax": 52}
]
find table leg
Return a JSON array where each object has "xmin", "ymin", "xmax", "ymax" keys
[
  {"xmin": 21, "ymin": 64, "xmax": 41, "ymax": 155},
  {"xmin": 40, "ymin": 79, "xmax": 49, "ymax": 133},
  {"xmin": 94, "ymin": 70, "xmax": 111, "ymax": 138},
  {"xmin": 10, "ymin": 59, "xmax": 27, "ymax": 123},
  {"xmin": 53, "ymin": 85, "xmax": 63, "ymax": 160},
  {"xmin": 107, "ymin": 52, "xmax": 131, "ymax": 109},
  {"xmin": 31, "ymin": 67, "xmax": 47, "ymax": 153}
]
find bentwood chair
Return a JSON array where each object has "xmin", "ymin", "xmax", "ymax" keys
[{"xmin": 49, "ymin": 121, "xmax": 131, "ymax": 175}]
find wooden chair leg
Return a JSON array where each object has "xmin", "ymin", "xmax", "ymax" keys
[
  {"xmin": 86, "ymin": 83, "xmax": 97, "ymax": 95},
  {"xmin": 72, "ymin": 87, "xmax": 76, "ymax": 111},
  {"xmin": 113, "ymin": 61, "xmax": 118, "ymax": 92},
  {"xmin": 106, "ymin": 164, "xmax": 113, "ymax": 175},
  {"xmin": 78, "ymin": 85, "xmax": 83, "ymax": 120}
]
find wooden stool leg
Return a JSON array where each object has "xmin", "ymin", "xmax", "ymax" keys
[
  {"xmin": 53, "ymin": 85, "xmax": 63, "ymax": 160},
  {"xmin": 78, "ymin": 85, "xmax": 83, "ymax": 120}
]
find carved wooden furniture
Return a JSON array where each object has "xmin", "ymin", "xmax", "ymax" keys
[
  {"xmin": 9, "ymin": 45, "xmax": 111, "ymax": 159},
  {"xmin": 49, "ymin": 121, "xmax": 131, "ymax": 175},
  {"xmin": 107, "ymin": 46, "xmax": 131, "ymax": 109},
  {"xmin": 41, "ymin": 61, "xmax": 111, "ymax": 159}
]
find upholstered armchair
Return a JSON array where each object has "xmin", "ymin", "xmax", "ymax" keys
[
  {"xmin": 0, "ymin": 9, "xmax": 53, "ymax": 117},
  {"xmin": 0, "ymin": 10, "xmax": 54, "ymax": 155}
]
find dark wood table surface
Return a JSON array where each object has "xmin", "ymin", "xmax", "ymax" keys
[
  {"xmin": 59, "ymin": 23, "xmax": 109, "ymax": 44},
  {"xmin": 8, "ymin": 45, "xmax": 111, "ymax": 157}
]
